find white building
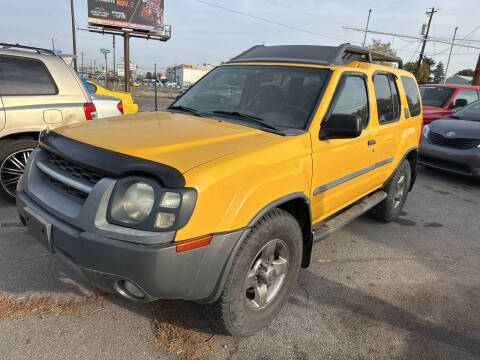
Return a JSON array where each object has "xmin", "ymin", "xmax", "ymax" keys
[
  {"xmin": 166, "ymin": 64, "xmax": 214, "ymax": 86},
  {"xmin": 117, "ymin": 60, "xmax": 138, "ymax": 79},
  {"xmin": 445, "ymin": 75, "xmax": 473, "ymax": 85}
]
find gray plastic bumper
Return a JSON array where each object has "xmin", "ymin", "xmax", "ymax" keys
[{"xmin": 17, "ymin": 190, "xmax": 244, "ymax": 302}]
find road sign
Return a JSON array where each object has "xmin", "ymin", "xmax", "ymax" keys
[{"xmin": 100, "ymin": 49, "xmax": 110, "ymax": 55}]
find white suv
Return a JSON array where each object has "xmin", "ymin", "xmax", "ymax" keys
[{"xmin": 0, "ymin": 43, "xmax": 95, "ymax": 201}]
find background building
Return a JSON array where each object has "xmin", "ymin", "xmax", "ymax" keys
[
  {"xmin": 166, "ymin": 64, "xmax": 214, "ymax": 86},
  {"xmin": 445, "ymin": 75, "xmax": 473, "ymax": 85}
]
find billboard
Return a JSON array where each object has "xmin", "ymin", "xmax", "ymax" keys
[{"xmin": 88, "ymin": 0, "xmax": 164, "ymax": 32}]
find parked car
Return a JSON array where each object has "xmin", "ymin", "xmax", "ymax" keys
[
  {"xmin": 84, "ymin": 80, "xmax": 138, "ymax": 114},
  {"xmin": 90, "ymin": 93, "xmax": 123, "ymax": 118},
  {"xmin": 0, "ymin": 43, "xmax": 95, "ymax": 202},
  {"xmin": 17, "ymin": 44, "xmax": 422, "ymax": 336},
  {"xmin": 419, "ymin": 84, "xmax": 480, "ymax": 124},
  {"xmin": 419, "ymin": 99, "xmax": 480, "ymax": 178}
]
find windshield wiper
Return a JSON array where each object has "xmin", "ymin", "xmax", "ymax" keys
[
  {"xmin": 167, "ymin": 105, "xmax": 204, "ymax": 117},
  {"xmin": 212, "ymin": 110, "xmax": 281, "ymax": 131}
]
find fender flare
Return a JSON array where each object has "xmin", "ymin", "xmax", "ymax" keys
[{"xmin": 383, "ymin": 146, "xmax": 418, "ymax": 191}]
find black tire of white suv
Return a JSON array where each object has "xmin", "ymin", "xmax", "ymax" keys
[{"xmin": 0, "ymin": 139, "xmax": 37, "ymax": 202}]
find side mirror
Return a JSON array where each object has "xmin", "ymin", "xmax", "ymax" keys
[
  {"xmin": 319, "ymin": 113, "xmax": 362, "ymax": 140},
  {"xmin": 450, "ymin": 98, "xmax": 468, "ymax": 108}
]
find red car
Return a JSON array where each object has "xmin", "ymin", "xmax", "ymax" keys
[{"xmin": 419, "ymin": 84, "xmax": 480, "ymax": 124}]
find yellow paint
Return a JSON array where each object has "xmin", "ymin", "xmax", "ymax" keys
[{"xmin": 55, "ymin": 60, "xmax": 421, "ymax": 241}]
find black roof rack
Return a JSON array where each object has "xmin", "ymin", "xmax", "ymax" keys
[
  {"xmin": 0, "ymin": 43, "xmax": 55, "ymax": 55},
  {"xmin": 228, "ymin": 43, "xmax": 403, "ymax": 68}
]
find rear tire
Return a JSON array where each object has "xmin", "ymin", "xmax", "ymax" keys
[
  {"xmin": 0, "ymin": 139, "xmax": 37, "ymax": 202},
  {"xmin": 370, "ymin": 160, "xmax": 411, "ymax": 222},
  {"xmin": 204, "ymin": 208, "xmax": 303, "ymax": 336}
]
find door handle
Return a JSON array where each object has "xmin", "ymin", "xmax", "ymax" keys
[{"xmin": 368, "ymin": 139, "xmax": 376, "ymax": 146}]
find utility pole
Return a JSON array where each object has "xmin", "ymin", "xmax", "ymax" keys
[
  {"xmin": 473, "ymin": 53, "xmax": 480, "ymax": 86},
  {"xmin": 113, "ymin": 35, "xmax": 116, "ymax": 79},
  {"xmin": 70, "ymin": 0, "xmax": 78, "ymax": 71},
  {"xmin": 415, "ymin": 7, "xmax": 437, "ymax": 77},
  {"xmin": 362, "ymin": 9, "xmax": 372, "ymax": 47},
  {"xmin": 124, "ymin": 31, "xmax": 131, "ymax": 92},
  {"xmin": 104, "ymin": 53, "xmax": 108, "ymax": 87},
  {"xmin": 51, "ymin": 38, "xmax": 55, "ymax": 52},
  {"xmin": 443, "ymin": 27, "xmax": 458, "ymax": 84}
]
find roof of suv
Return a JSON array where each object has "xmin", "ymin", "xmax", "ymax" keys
[{"xmin": 228, "ymin": 43, "xmax": 403, "ymax": 68}]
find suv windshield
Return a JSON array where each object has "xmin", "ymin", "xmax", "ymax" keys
[
  {"xmin": 420, "ymin": 86, "xmax": 456, "ymax": 107},
  {"xmin": 171, "ymin": 65, "xmax": 331, "ymax": 131},
  {"xmin": 450, "ymin": 99, "xmax": 480, "ymax": 121}
]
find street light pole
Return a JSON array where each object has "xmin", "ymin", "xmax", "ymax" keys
[
  {"xmin": 70, "ymin": 0, "xmax": 78, "ymax": 71},
  {"xmin": 154, "ymin": 63, "xmax": 158, "ymax": 111},
  {"xmin": 443, "ymin": 27, "xmax": 458, "ymax": 84},
  {"xmin": 104, "ymin": 53, "xmax": 108, "ymax": 88},
  {"xmin": 362, "ymin": 9, "xmax": 372, "ymax": 47}
]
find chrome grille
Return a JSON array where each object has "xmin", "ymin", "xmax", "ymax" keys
[{"xmin": 428, "ymin": 132, "xmax": 480, "ymax": 150}]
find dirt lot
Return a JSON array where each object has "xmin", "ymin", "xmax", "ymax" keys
[{"xmin": 0, "ymin": 101, "xmax": 479, "ymax": 359}]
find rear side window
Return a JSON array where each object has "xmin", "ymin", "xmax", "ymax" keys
[
  {"xmin": 373, "ymin": 74, "xmax": 401, "ymax": 124},
  {"xmin": 453, "ymin": 88, "xmax": 479, "ymax": 105},
  {"xmin": 401, "ymin": 76, "xmax": 421, "ymax": 116},
  {"xmin": 86, "ymin": 82, "xmax": 97, "ymax": 94},
  {"xmin": 0, "ymin": 55, "xmax": 58, "ymax": 96},
  {"xmin": 330, "ymin": 75, "xmax": 369, "ymax": 128}
]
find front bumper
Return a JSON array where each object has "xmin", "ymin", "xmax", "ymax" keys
[
  {"xmin": 419, "ymin": 137, "xmax": 480, "ymax": 178},
  {"xmin": 17, "ymin": 190, "xmax": 243, "ymax": 302}
]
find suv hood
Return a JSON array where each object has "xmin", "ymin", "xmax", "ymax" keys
[{"xmin": 54, "ymin": 111, "xmax": 279, "ymax": 173}]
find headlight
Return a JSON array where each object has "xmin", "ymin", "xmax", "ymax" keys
[
  {"xmin": 423, "ymin": 124, "xmax": 430, "ymax": 138},
  {"xmin": 123, "ymin": 182, "xmax": 155, "ymax": 221},
  {"xmin": 107, "ymin": 176, "xmax": 197, "ymax": 232}
]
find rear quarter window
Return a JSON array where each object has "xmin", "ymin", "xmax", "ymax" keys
[
  {"xmin": 401, "ymin": 76, "xmax": 421, "ymax": 116},
  {"xmin": 0, "ymin": 55, "xmax": 58, "ymax": 96}
]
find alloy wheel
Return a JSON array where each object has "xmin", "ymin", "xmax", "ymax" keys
[{"xmin": 0, "ymin": 148, "xmax": 33, "ymax": 198}]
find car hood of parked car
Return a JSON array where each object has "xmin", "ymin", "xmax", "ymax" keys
[
  {"xmin": 53, "ymin": 111, "xmax": 280, "ymax": 173},
  {"xmin": 428, "ymin": 118, "xmax": 480, "ymax": 139}
]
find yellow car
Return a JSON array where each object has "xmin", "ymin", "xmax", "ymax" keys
[
  {"xmin": 85, "ymin": 80, "xmax": 138, "ymax": 114},
  {"xmin": 18, "ymin": 44, "xmax": 422, "ymax": 336}
]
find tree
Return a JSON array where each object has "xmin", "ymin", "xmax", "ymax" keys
[
  {"xmin": 431, "ymin": 61, "xmax": 445, "ymax": 83},
  {"xmin": 404, "ymin": 56, "xmax": 436, "ymax": 84},
  {"xmin": 146, "ymin": 72, "xmax": 152, "ymax": 79},
  {"xmin": 367, "ymin": 39, "xmax": 396, "ymax": 56},
  {"xmin": 456, "ymin": 69, "xmax": 475, "ymax": 77}
]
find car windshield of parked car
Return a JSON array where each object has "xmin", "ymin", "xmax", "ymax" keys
[
  {"xmin": 171, "ymin": 65, "xmax": 331, "ymax": 130},
  {"xmin": 420, "ymin": 86, "xmax": 456, "ymax": 107},
  {"xmin": 450, "ymin": 99, "xmax": 480, "ymax": 121}
]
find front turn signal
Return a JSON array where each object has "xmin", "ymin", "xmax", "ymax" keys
[{"xmin": 175, "ymin": 234, "xmax": 212, "ymax": 253}]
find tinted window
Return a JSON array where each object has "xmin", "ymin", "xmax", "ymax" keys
[
  {"xmin": 0, "ymin": 55, "xmax": 57, "ymax": 96},
  {"xmin": 373, "ymin": 74, "xmax": 398, "ymax": 123},
  {"xmin": 450, "ymin": 99, "xmax": 480, "ymax": 121},
  {"xmin": 330, "ymin": 75, "xmax": 369, "ymax": 127},
  {"xmin": 453, "ymin": 88, "xmax": 479, "ymax": 105},
  {"xmin": 420, "ymin": 86, "xmax": 456, "ymax": 107},
  {"xmin": 174, "ymin": 65, "xmax": 331, "ymax": 130},
  {"xmin": 390, "ymin": 77, "xmax": 401, "ymax": 120},
  {"xmin": 401, "ymin": 76, "xmax": 421, "ymax": 116}
]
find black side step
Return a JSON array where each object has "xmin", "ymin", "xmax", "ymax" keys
[{"xmin": 312, "ymin": 191, "xmax": 387, "ymax": 242}]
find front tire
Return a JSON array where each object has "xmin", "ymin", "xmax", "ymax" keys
[
  {"xmin": 370, "ymin": 160, "xmax": 411, "ymax": 222},
  {"xmin": 205, "ymin": 208, "xmax": 303, "ymax": 336},
  {"xmin": 0, "ymin": 139, "xmax": 37, "ymax": 202}
]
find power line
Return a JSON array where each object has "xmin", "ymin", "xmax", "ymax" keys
[{"xmin": 194, "ymin": 0, "xmax": 353, "ymax": 43}]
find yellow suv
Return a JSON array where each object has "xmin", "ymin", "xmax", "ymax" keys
[{"xmin": 17, "ymin": 44, "xmax": 422, "ymax": 336}]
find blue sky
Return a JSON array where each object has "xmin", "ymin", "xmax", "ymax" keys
[{"xmin": 2, "ymin": 0, "xmax": 480, "ymax": 77}]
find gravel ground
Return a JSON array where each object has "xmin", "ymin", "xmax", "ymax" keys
[{"xmin": 0, "ymin": 102, "xmax": 479, "ymax": 359}]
